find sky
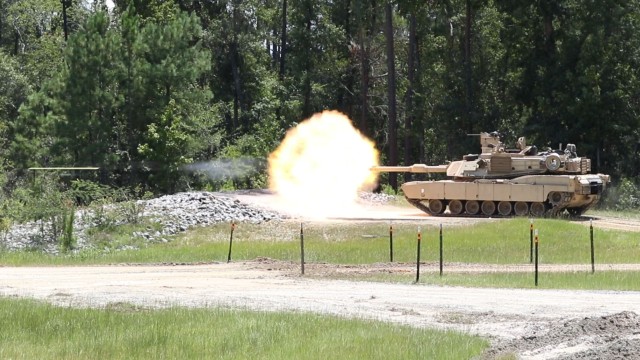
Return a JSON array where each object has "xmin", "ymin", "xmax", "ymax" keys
[{"xmin": 87, "ymin": 0, "xmax": 115, "ymax": 11}]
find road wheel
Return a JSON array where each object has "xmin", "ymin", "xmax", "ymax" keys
[
  {"xmin": 481, "ymin": 201, "xmax": 496, "ymax": 216},
  {"xmin": 514, "ymin": 202, "xmax": 529, "ymax": 216},
  {"xmin": 567, "ymin": 206, "xmax": 588, "ymax": 217},
  {"xmin": 465, "ymin": 200, "xmax": 480, "ymax": 215},
  {"xmin": 497, "ymin": 201, "xmax": 512, "ymax": 216},
  {"xmin": 548, "ymin": 191, "xmax": 564, "ymax": 206},
  {"xmin": 429, "ymin": 199, "xmax": 444, "ymax": 214},
  {"xmin": 530, "ymin": 202, "xmax": 546, "ymax": 217},
  {"xmin": 448, "ymin": 200, "xmax": 463, "ymax": 215}
]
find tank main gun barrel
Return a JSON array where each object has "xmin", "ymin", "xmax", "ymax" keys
[{"xmin": 371, "ymin": 164, "xmax": 448, "ymax": 173}]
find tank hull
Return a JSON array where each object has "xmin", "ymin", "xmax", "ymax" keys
[{"xmin": 401, "ymin": 174, "xmax": 608, "ymax": 217}]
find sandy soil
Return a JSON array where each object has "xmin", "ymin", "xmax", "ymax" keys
[{"xmin": 2, "ymin": 193, "xmax": 640, "ymax": 359}]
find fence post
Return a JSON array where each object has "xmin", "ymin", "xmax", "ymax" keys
[
  {"xmin": 227, "ymin": 221, "xmax": 236, "ymax": 263},
  {"xmin": 389, "ymin": 223, "xmax": 394, "ymax": 262},
  {"xmin": 300, "ymin": 222, "xmax": 305, "ymax": 275},
  {"xmin": 534, "ymin": 229, "xmax": 539, "ymax": 286},
  {"xmin": 590, "ymin": 219, "xmax": 595, "ymax": 274},
  {"xmin": 415, "ymin": 227, "xmax": 421, "ymax": 283},
  {"xmin": 529, "ymin": 219, "xmax": 534, "ymax": 264},
  {"xmin": 439, "ymin": 224, "xmax": 443, "ymax": 277}
]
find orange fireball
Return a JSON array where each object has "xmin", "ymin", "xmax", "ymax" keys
[{"xmin": 268, "ymin": 111, "xmax": 379, "ymax": 218}]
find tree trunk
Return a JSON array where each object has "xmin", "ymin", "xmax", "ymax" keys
[
  {"xmin": 231, "ymin": 4, "xmax": 242, "ymax": 130},
  {"xmin": 302, "ymin": 13, "xmax": 312, "ymax": 117},
  {"xmin": 464, "ymin": 0, "xmax": 473, "ymax": 123},
  {"xmin": 404, "ymin": 13, "xmax": 417, "ymax": 182},
  {"xmin": 231, "ymin": 40, "xmax": 241, "ymax": 130},
  {"xmin": 62, "ymin": 0, "xmax": 70, "ymax": 41},
  {"xmin": 359, "ymin": 30, "xmax": 369, "ymax": 136},
  {"xmin": 279, "ymin": 0, "xmax": 287, "ymax": 80},
  {"xmin": 0, "ymin": 4, "xmax": 3, "ymax": 45},
  {"xmin": 272, "ymin": 28, "xmax": 279, "ymax": 67},
  {"xmin": 384, "ymin": 2, "xmax": 398, "ymax": 191}
]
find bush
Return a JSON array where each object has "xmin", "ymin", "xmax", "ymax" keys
[
  {"xmin": 59, "ymin": 203, "xmax": 75, "ymax": 252},
  {"xmin": 601, "ymin": 177, "xmax": 640, "ymax": 211}
]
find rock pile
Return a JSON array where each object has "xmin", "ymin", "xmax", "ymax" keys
[
  {"xmin": 357, "ymin": 191, "xmax": 398, "ymax": 204},
  {"xmin": 0, "ymin": 191, "xmax": 286, "ymax": 254},
  {"xmin": 0, "ymin": 191, "xmax": 396, "ymax": 254},
  {"xmin": 136, "ymin": 192, "xmax": 285, "ymax": 241}
]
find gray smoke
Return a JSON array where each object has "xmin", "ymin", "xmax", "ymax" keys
[{"xmin": 183, "ymin": 157, "xmax": 263, "ymax": 180}]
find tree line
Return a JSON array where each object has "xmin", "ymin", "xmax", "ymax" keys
[{"xmin": 1, "ymin": 0, "xmax": 639, "ymax": 198}]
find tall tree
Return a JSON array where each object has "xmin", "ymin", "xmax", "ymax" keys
[
  {"xmin": 384, "ymin": 2, "xmax": 398, "ymax": 190},
  {"xmin": 279, "ymin": 0, "xmax": 287, "ymax": 79},
  {"xmin": 0, "ymin": 50, "xmax": 31, "ymax": 167},
  {"xmin": 403, "ymin": 12, "xmax": 417, "ymax": 181},
  {"xmin": 56, "ymin": 11, "xmax": 119, "ymax": 166}
]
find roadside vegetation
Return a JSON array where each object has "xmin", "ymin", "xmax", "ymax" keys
[
  {"xmin": 0, "ymin": 298, "xmax": 487, "ymax": 360},
  {"xmin": 2, "ymin": 214, "xmax": 639, "ymax": 290}
]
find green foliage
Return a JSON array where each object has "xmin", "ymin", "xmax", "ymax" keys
[
  {"xmin": 601, "ymin": 177, "xmax": 640, "ymax": 211},
  {"xmin": 379, "ymin": 184, "xmax": 398, "ymax": 196},
  {"xmin": 7, "ymin": 174, "xmax": 73, "ymax": 246},
  {"xmin": 3, "ymin": 0, "xmax": 640, "ymax": 194},
  {"xmin": 138, "ymin": 100, "xmax": 194, "ymax": 192},
  {"xmin": 59, "ymin": 203, "xmax": 76, "ymax": 252},
  {"xmin": 70, "ymin": 179, "xmax": 113, "ymax": 205},
  {"xmin": 0, "ymin": 214, "xmax": 11, "ymax": 240},
  {"xmin": 10, "ymin": 6, "xmax": 219, "ymax": 192}
]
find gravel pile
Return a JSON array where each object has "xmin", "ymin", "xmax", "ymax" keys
[
  {"xmin": 484, "ymin": 311, "xmax": 640, "ymax": 359},
  {"xmin": 357, "ymin": 191, "xmax": 398, "ymax": 204},
  {"xmin": 138, "ymin": 192, "xmax": 285, "ymax": 239},
  {"xmin": 0, "ymin": 190, "xmax": 398, "ymax": 254},
  {"xmin": 0, "ymin": 191, "xmax": 286, "ymax": 254}
]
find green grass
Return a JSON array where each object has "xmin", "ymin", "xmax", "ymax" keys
[
  {"xmin": 162, "ymin": 218, "xmax": 640, "ymax": 265},
  {"xmin": 0, "ymin": 298, "xmax": 487, "ymax": 360},
  {"xmin": 588, "ymin": 209, "xmax": 640, "ymax": 220},
  {"xmin": 322, "ymin": 270, "xmax": 640, "ymax": 291},
  {"xmin": 1, "ymin": 218, "xmax": 639, "ymax": 291},
  {"xmin": 1, "ymin": 218, "xmax": 638, "ymax": 266}
]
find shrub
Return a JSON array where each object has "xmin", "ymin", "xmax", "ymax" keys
[{"xmin": 601, "ymin": 177, "xmax": 640, "ymax": 211}]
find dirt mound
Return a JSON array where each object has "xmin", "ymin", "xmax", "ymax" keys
[{"xmin": 485, "ymin": 311, "xmax": 640, "ymax": 359}]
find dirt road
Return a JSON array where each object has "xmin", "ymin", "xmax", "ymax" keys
[{"xmin": 1, "ymin": 261, "xmax": 640, "ymax": 359}]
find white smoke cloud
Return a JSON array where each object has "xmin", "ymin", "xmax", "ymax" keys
[{"xmin": 183, "ymin": 158, "xmax": 262, "ymax": 181}]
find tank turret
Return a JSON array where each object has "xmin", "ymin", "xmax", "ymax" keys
[
  {"xmin": 372, "ymin": 132, "xmax": 610, "ymax": 217},
  {"xmin": 445, "ymin": 132, "xmax": 594, "ymax": 180}
]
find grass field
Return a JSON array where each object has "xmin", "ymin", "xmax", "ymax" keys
[
  {"xmin": 1, "ymin": 217, "xmax": 638, "ymax": 266},
  {"xmin": 0, "ymin": 298, "xmax": 487, "ymax": 360},
  {"xmin": 1, "ymin": 216, "xmax": 638, "ymax": 359},
  {"xmin": 320, "ymin": 270, "xmax": 640, "ymax": 291},
  {"xmin": 1, "ymin": 217, "xmax": 638, "ymax": 290}
]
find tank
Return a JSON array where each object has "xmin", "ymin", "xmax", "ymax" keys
[{"xmin": 373, "ymin": 132, "xmax": 610, "ymax": 217}]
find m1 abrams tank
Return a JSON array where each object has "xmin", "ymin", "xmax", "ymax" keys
[{"xmin": 374, "ymin": 132, "xmax": 610, "ymax": 217}]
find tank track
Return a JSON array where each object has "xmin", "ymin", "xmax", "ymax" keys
[{"xmin": 407, "ymin": 195, "xmax": 592, "ymax": 218}]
